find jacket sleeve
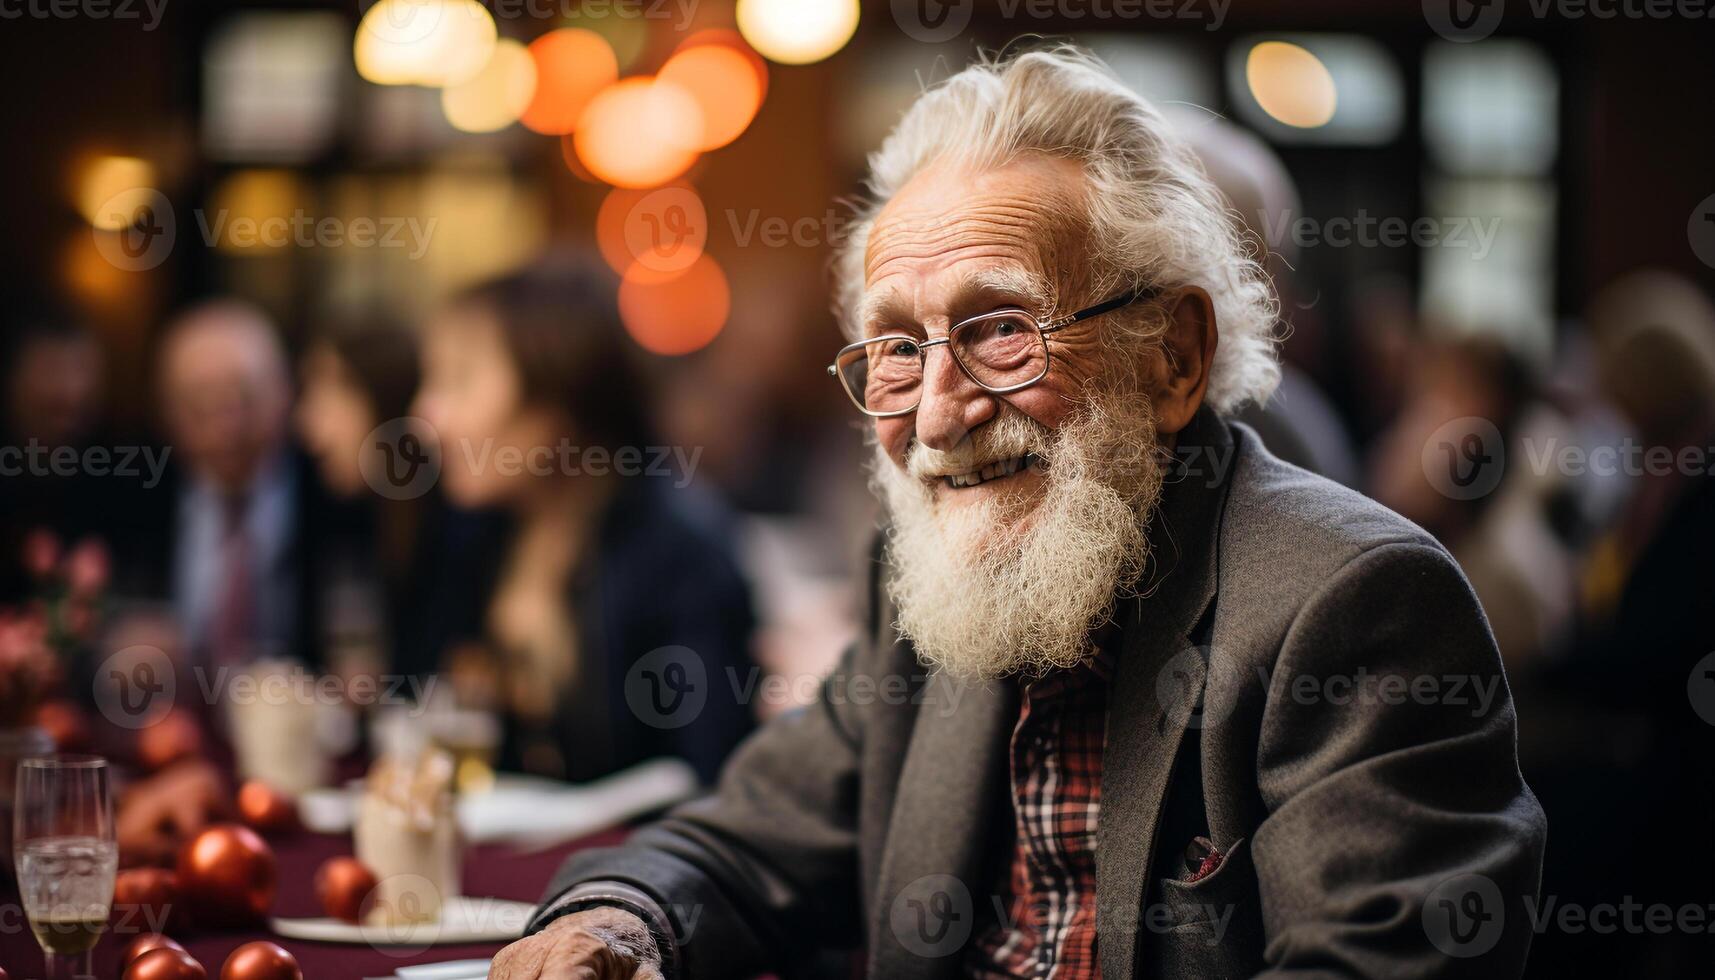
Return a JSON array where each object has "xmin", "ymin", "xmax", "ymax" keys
[
  {"xmin": 1251, "ymin": 541, "xmax": 1547, "ymax": 979},
  {"xmin": 528, "ymin": 635, "xmax": 874, "ymax": 979}
]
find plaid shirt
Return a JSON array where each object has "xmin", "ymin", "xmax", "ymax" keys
[{"xmin": 967, "ymin": 647, "xmax": 1114, "ymax": 979}]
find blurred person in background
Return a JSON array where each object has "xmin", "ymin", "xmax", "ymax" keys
[
  {"xmin": 412, "ymin": 260, "xmax": 756, "ymax": 785},
  {"xmin": 295, "ymin": 314, "xmax": 495, "ymax": 682},
  {"xmin": 0, "ymin": 303, "xmax": 142, "ymax": 598},
  {"xmin": 145, "ymin": 299, "xmax": 331, "ymax": 670},
  {"xmin": 1365, "ymin": 333, "xmax": 1574, "ymax": 666},
  {"xmin": 1522, "ymin": 270, "xmax": 1715, "ymax": 976}
]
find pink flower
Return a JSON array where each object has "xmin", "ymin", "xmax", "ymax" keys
[
  {"xmin": 65, "ymin": 538, "xmax": 110, "ymax": 598},
  {"xmin": 21, "ymin": 529, "xmax": 59, "ymax": 579}
]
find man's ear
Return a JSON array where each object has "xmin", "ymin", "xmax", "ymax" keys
[{"xmin": 1151, "ymin": 285, "xmax": 1218, "ymax": 435}]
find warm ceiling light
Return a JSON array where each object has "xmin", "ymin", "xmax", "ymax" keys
[
  {"xmin": 1245, "ymin": 41, "xmax": 1337, "ymax": 128},
  {"xmin": 442, "ymin": 38, "xmax": 537, "ymax": 133},
  {"xmin": 77, "ymin": 156, "xmax": 157, "ymax": 230},
  {"xmin": 571, "ymin": 77, "xmax": 702, "ymax": 188},
  {"xmin": 519, "ymin": 28, "xmax": 619, "ymax": 136},
  {"xmin": 735, "ymin": 0, "xmax": 858, "ymax": 66},
  {"xmin": 619, "ymin": 252, "xmax": 730, "ymax": 355},
  {"xmin": 354, "ymin": 0, "xmax": 496, "ymax": 87},
  {"xmin": 660, "ymin": 45, "xmax": 764, "ymax": 150}
]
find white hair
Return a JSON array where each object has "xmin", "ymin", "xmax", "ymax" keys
[{"xmin": 834, "ymin": 46, "xmax": 1281, "ymax": 414}]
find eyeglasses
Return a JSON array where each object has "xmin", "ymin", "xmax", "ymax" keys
[{"xmin": 827, "ymin": 285, "xmax": 1159, "ymax": 417}]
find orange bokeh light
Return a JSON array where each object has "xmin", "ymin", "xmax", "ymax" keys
[
  {"xmin": 619, "ymin": 252, "xmax": 729, "ymax": 356},
  {"xmin": 597, "ymin": 184, "xmax": 708, "ymax": 284},
  {"xmin": 521, "ymin": 29, "xmax": 618, "ymax": 136},
  {"xmin": 660, "ymin": 45, "xmax": 763, "ymax": 150},
  {"xmin": 572, "ymin": 76, "xmax": 701, "ymax": 189},
  {"xmin": 675, "ymin": 29, "xmax": 769, "ymax": 106}
]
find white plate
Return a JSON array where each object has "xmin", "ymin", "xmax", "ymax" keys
[{"xmin": 272, "ymin": 896, "xmax": 534, "ymax": 946}]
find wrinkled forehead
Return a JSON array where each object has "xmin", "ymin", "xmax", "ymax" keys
[{"xmin": 860, "ymin": 156, "xmax": 1091, "ymax": 329}]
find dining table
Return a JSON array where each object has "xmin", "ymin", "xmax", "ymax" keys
[{"xmin": 0, "ymin": 825, "xmax": 627, "ymax": 980}]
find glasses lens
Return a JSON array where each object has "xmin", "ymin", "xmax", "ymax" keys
[
  {"xmin": 953, "ymin": 312, "xmax": 1047, "ymax": 389},
  {"xmin": 840, "ymin": 338, "xmax": 923, "ymax": 414}
]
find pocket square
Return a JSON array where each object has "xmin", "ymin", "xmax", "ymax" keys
[{"xmin": 1182, "ymin": 835, "xmax": 1225, "ymax": 883}]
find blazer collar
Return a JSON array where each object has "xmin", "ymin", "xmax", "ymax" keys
[{"xmin": 1098, "ymin": 405, "xmax": 1235, "ymax": 979}]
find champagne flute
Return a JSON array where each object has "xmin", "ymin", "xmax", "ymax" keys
[{"xmin": 14, "ymin": 755, "xmax": 116, "ymax": 980}]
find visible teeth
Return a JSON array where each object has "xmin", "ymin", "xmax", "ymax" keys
[{"xmin": 943, "ymin": 454, "xmax": 1031, "ymax": 489}]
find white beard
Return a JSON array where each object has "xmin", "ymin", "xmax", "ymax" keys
[{"xmin": 872, "ymin": 392, "xmax": 1165, "ymax": 680}]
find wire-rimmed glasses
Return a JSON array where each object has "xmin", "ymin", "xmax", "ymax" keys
[{"xmin": 827, "ymin": 284, "xmax": 1158, "ymax": 417}]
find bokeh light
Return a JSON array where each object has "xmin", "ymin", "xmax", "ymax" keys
[
  {"xmin": 676, "ymin": 29, "xmax": 769, "ymax": 104},
  {"xmin": 619, "ymin": 252, "xmax": 730, "ymax": 355},
  {"xmin": 1245, "ymin": 41, "xmax": 1338, "ymax": 128},
  {"xmin": 442, "ymin": 38, "xmax": 537, "ymax": 133},
  {"xmin": 77, "ymin": 156, "xmax": 157, "ymax": 230},
  {"xmin": 660, "ymin": 45, "xmax": 764, "ymax": 150},
  {"xmin": 735, "ymin": 0, "xmax": 858, "ymax": 66},
  {"xmin": 572, "ymin": 77, "xmax": 702, "ymax": 189},
  {"xmin": 354, "ymin": 0, "xmax": 497, "ymax": 87},
  {"xmin": 520, "ymin": 28, "xmax": 619, "ymax": 136},
  {"xmin": 597, "ymin": 184, "xmax": 707, "ymax": 284},
  {"xmin": 206, "ymin": 170, "xmax": 309, "ymax": 252}
]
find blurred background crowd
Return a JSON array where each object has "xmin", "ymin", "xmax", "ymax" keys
[{"xmin": 1, "ymin": 0, "xmax": 1712, "ymax": 975}]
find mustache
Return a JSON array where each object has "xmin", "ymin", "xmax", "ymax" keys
[{"xmin": 905, "ymin": 409, "xmax": 1052, "ymax": 481}]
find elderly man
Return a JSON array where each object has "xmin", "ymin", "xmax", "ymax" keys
[{"xmin": 492, "ymin": 49, "xmax": 1545, "ymax": 979}]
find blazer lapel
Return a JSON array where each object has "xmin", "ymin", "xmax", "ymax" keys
[
  {"xmin": 869, "ymin": 668, "xmax": 1017, "ymax": 980},
  {"xmin": 1098, "ymin": 408, "xmax": 1233, "ymax": 980}
]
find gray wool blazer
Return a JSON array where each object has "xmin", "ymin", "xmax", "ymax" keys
[{"xmin": 528, "ymin": 407, "xmax": 1548, "ymax": 980}]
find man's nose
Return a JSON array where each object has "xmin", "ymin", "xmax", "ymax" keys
[{"xmin": 914, "ymin": 345, "xmax": 996, "ymax": 452}]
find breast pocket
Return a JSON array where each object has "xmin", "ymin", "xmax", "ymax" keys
[{"xmin": 1145, "ymin": 836, "xmax": 1265, "ymax": 979}]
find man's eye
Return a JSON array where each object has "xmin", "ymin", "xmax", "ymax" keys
[{"xmin": 887, "ymin": 340, "xmax": 920, "ymax": 357}]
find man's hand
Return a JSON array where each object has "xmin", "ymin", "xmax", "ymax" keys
[
  {"xmin": 116, "ymin": 759, "xmax": 231, "ymax": 866},
  {"xmin": 490, "ymin": 907, "xmax": 665, "ymax": 980}
]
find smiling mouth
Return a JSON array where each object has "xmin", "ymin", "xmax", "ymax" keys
[{"xmin": 942, "ymin": 452, "xmax": 1042, "ymax": 489}]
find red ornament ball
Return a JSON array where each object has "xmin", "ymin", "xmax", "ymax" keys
[
  {"xmin": 123, "ymin": 933, "xmax": 188, "ymax": 969},
  {"xmin": 220, "ymin": 941, "xmax": 302, "ymax": 980},
  {"xmin": 237, "ymin": 781, "xmax": 298, "ymax": 834},
  {"xmin": 114, "ymin": 868, "xmax": 179, "ymax": 932},
  {"xmin": 176, "ymin": 824, "xmax": 277, "ymax": 927},
  {"xmin": 124, "ymin": 947, "xmax": 207, "ymax": 980},
  {"xmin": 314, "ymin": 856, "xmax": 379, "ymax": 924}
]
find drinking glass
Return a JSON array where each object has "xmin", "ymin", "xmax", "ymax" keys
[{"xmin": 14, "ymin": 755, "xmax": 116, "ymax": 980}]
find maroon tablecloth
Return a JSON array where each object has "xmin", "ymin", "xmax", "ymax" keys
[{"xmin": 1, "ymin": 827, "xmax": 626, "ymax": 979}]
